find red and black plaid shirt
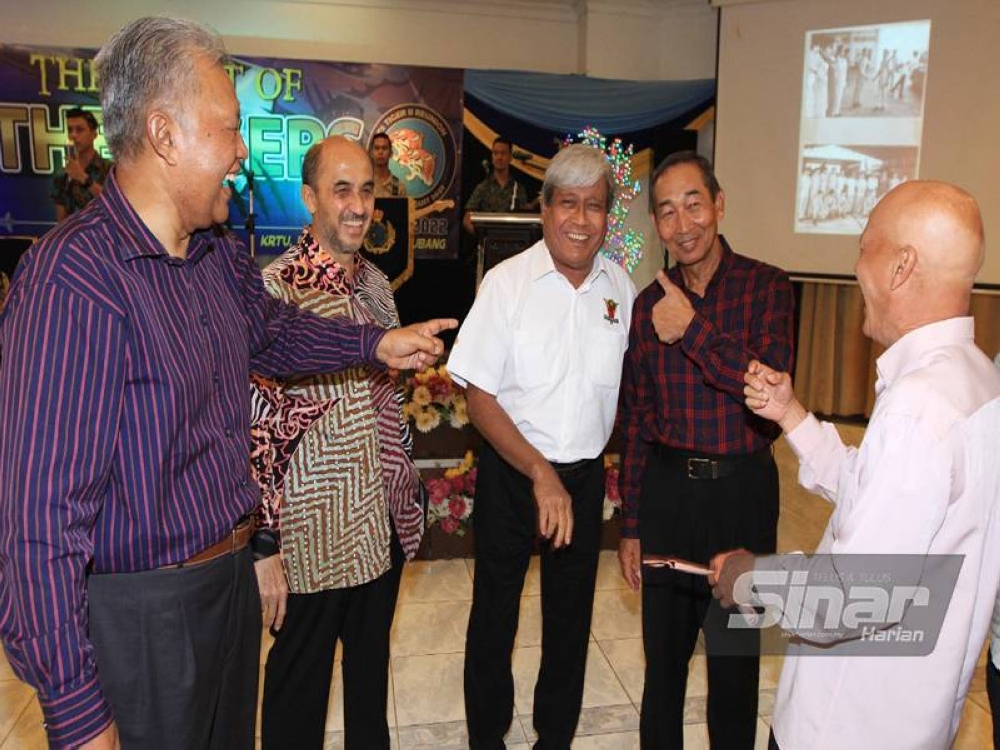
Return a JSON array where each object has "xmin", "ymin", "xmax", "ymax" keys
[{"xmin": 618, "ymin": 238, "xmax": 795, "ymax": 538}]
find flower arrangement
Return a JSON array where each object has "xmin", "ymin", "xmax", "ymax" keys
[
  {"xmin": 426, "ymin": 450, "xmax": 477, "ymax": 535},
  {"xmin": 603, "ymin": 455, "xmax": 621, "ymax": 521},
  {"xmin": 403, "ymin": 364, "xmax": 469, "ymax": 433}
]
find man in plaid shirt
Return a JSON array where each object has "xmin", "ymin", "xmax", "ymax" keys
[{"xmin": 617, "ymin": 151, "xmax": 794, "ymax": 749}]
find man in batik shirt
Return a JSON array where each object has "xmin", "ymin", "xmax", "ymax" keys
[{"xmin": 250, "ymin": 135, "xmax": 423, "ymax": 750}]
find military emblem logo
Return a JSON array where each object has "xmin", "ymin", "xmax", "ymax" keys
[
  {"xmin": 604, "ymin": 298, "xmax": 619, "ymax": 325},
  {"xmin": 363, "ymin": 208, "xmax": 396, "ymax": 255}
]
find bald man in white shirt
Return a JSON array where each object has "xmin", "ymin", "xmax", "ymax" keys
[
  {"xmin": 448, "ymin": 144, "xmax": 636, "ymax": 750},
  {"xmin": 711, "ymin": 181, "xmax": 1000, "ymax": 750}
]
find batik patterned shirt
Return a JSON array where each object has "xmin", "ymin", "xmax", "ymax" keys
[{"xmin": 250, "ymin": 228, "xmax": 423, "ymax": 593}]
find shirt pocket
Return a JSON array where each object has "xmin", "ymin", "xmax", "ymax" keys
[
  {"xmin": 512, "ymin": 329, "xmax": 554, "ymax": 390},
  {"xmin": 587, "ymin": 328, "xmax": 627, "ymax": 388}
]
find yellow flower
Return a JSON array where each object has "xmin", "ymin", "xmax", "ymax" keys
[
  {"xmin": 415, "ymin": 407, "xmax": 441, "ymax": 433},
  {"xmin": 413, "ymin": 370, "xmax": 432, "ymax": 385},
  {"xmin": 411, "ymin": 385, "xmax": 432, "ymax": 406},
  {"xmin": 450, "ymin": 397, "xmax": 469, "ymax": 428},
  {"xmin": 445, "ymin": 450, "xmax": 475, "ymax": 478}
]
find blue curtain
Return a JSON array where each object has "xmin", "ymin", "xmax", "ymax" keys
[{"xmin": 464, "ymin": 69, "xmax": 715, "ymax": 133}]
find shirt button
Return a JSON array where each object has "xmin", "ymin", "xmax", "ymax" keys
[
  {"xmin": 225, "ymin": 427, "xmax": 234, "ymax": 438},
  {"xmin": 200, "ymin": 314, "xmax": 209, "ymax": 326}
]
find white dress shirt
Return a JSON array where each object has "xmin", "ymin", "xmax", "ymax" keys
[
  {"xmin": 769, "ymin": 317, "xmax": 1000, "ymax": 749},
  {"xmin": 447, "ymin": 239, "xmax": 636, "ymax": 462}
]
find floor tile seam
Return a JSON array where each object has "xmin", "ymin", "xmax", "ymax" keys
[
  {"xmin": 390, "ymin": 647, "xmax": 467, "ymax": 658},
  {"xmin": 0, "ymin": 691, "xmax": 33, "ymax": 748},
  {"xmin": 593, "ymin": 638, "xmax": 642, "ymax": 714}
]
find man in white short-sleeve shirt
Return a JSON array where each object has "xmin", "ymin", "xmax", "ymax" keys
[
  {"xmin": 711, "ymin": 180, "xmax": 1000, "ymax": 750},
  {"xmin": 448, "ymin": 144, "xmax": 636, "ymax": 750}
]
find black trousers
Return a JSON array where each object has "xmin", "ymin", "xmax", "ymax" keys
[
  {"xmin": 464, "ymin": 444, "xmax": 605, "ymax": 750},
  {"xmin": 639, "ymin": 448, "xmax": 779, "ymax": 750},
  {"xmin": 988, "ymin": 648, "xmax": 1000, "ymax": 749},
  {"xmin": 88, "ymin": 547, "xmax": 262, "ymax": 750},
  {"xmin": 261, "ymin": 535, "xmax": 404, "ymax": 750}
]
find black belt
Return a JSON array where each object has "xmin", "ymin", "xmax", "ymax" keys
[
  {"xmin": 653, "ymin": 445, "xmax": 771, "ymax": 480},
  {"xmin": 549, "ymin": 456, "xmax": 600, "ymax": 475}
]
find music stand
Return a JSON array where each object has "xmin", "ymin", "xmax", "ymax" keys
[{"xmin": 469, "ymin": 212, "xmax": 542, "ymax": 287}]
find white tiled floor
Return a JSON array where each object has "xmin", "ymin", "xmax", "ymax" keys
[{"xmin": 0, "ymin": 424, "xmax": 996, "ymax": 748}]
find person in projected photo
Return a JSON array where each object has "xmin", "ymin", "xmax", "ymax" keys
[
  {"xmin": 251, "ymin": 135, "xmax": 424, "ymax": 750},
  {"xmin": 617, "ymin": 151, "xmax": 794, "ymax": 749},
  {"xmin": 449, "ymin": 144, "xmax": 636, "ymax": 749},
  {"xmin": 50, "ymin": 107, "xmax": 111, "ymax": 222},
  {"xmin": 0, "ymin": 17, "xmax": 454, "ymax": 750},
  {"xmin": 712, "ymin": 181, "xmax": 1000, "ymax": 750}
]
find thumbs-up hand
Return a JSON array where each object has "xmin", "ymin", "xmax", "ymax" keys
[{"xmin": 651, "ymin": 270, "xmax": 695, "ymax": 344}]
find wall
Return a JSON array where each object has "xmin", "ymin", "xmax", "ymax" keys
[{"xmin": 0, "ymin": 0, "xmax": 717, "ymax": 81}]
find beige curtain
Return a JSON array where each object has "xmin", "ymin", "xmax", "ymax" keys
[{"xmin": 794, "ymin": 282, "xmax": 1000, "ymax": 418}]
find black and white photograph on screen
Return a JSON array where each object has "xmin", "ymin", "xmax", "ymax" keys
[
  {"xmin": 795, "ymin": 145, "xmax": 918, "ymax": 234},
  {"xmin": 797, "ymin": 19, "xmax": 930, "ymax": 235},
  {"xmin": 803, "ymin": 20, "xmax": 930, "ymax": 120}
]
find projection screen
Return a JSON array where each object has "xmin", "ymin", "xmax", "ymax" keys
[{"xmin": 714, "ymin": 0, "xmax": 1000, "ymax": 285}]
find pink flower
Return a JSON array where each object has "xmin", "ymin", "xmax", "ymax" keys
[
  {"xmin": 440, "ymin": 516, "xmax": 460, "ymax": 535},
  {"xmin": 448, "ymin": 496, "xmax": 467, "ymax": 519}
]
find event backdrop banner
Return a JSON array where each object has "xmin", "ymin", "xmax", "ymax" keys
[{"xmin": 0, "ymin": 45, "xmax": 464, "ymax": 259}]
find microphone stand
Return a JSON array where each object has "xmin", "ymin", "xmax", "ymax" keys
[{"xmin": 245, "ymin": 170, "xmax": 257, "ymax": 258}]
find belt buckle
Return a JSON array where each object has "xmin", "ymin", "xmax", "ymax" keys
[{"xmin": 686, "ymin": 457, "xmax": 716, "ymax": 480}]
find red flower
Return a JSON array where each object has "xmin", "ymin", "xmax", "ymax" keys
[
  {"xmin": 448, "ymin": 496, "xmax": 467, "ymax": 519},
  {"xmin": 428, "ymin": 479, "xmax": 449, "ymax": 505},
  {"xmin": 440, "ymin": 516, "xmax": 460, "ymax": 534}
]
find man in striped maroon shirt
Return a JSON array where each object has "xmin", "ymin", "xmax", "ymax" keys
[
  {"xmin": 0, "ymin": 17, "xmax": 453, "ymax": 750},
  {"xmin": 616, "ymin": 152, "xmax": 794, "ymax": 749}
]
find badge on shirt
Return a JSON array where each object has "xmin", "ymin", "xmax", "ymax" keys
[{"xmin": 603, "ymin": 298, "xmax": 620, "ymax": 325}]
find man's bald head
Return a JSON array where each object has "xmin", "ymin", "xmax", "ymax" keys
[
  {"xmin": 302, "ymin": 136, "xmax": 371, "ymax": 189},
  {"xmin": 857, "ymin": 180, "xmax": 985, "ymax": 345},
  {"xmin": 868, "ymin": 180, "xmax": 984, "ymax": 281}
]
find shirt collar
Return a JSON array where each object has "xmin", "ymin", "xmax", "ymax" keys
[
  {"xmin": 528, "ymin": 239, "xmax": 606, "ymax": 287},
  {"xmin": 875, "ymin": 317, "xmax": 975, "ymax": 394},
  {"xmin": 667, "ymin": 234, "xmax": 734, "ymax": 293},
  {"xmin": 101, "ymin": 167, "xmax": 219, "ymax": 264},
  {"xmin": 294, "ymin": 226, "xmax": 364, "ymax": 291}
]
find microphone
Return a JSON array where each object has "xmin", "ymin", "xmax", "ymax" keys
[{"xmin": 481, "ymin": 159, "xmax": 490, "ymax": 174}]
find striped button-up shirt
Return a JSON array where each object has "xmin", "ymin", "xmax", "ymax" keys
[
  {"xmin": 618, "ymin": 239, "xmax": 795, "ymax": 538},
  {"xmin": 0, "ymin": 169, "xmax": 385, "ymax": 748}
]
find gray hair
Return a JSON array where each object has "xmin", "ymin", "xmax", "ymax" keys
[
  {"xmin": 541, "ymin": 144, "xmax": 616, "ymax": 212},
  {"xmin": 94, "ymin": 17, "xmax": 227, "ymax": 162}
]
